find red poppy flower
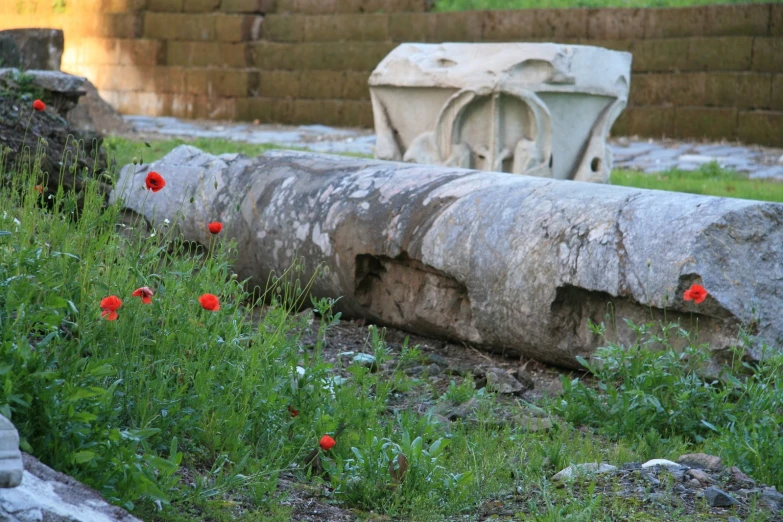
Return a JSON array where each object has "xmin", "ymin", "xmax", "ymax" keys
[
  {"xmin": 131, "ymin": 286, "xmax": 154, "ymax": 304},
  {"xmin": 207, "ymin": 222, "xmax": 223, "ymax": 235},
  {"xmin": 33, "ymin": 185, "xmax": 44, "ymax": 194},
  {"xmin": 145, "ymin": 171, "xmax": 166, "ymax": 192},
  {"xmin": 100, "ymin": 295, "xmax": 122, "ymax": 321},
  {"xmin": 32, "ymin": 99, "xmax": 45, "ymax": 111},
  {"xmin": 319, "ymin": 435, "xmax": 336, "ymax": 451},
  {"xmin": 289, "ymin": 405, "xmax": 299, "ymax": 418},
  {"xmin": 683, "ymin": 284, "xmax": 708, "ymax": 304},
  {"xmin": 198, "ymin": 293, "xmax": 220, "ymax": 311}
]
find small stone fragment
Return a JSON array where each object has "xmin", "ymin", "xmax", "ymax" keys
[
  {"xmin": 642, "ymin": 472, "xmax": 661, "ymax": 486},
  {"xmin": 729, "ymin": 466, "xmax": 756, "ymax": 486},
  {"xmin": 515, "ymin": 415, "xmax": 552, "ymax": 432},
  {"xmin": 337, "ymin": 351, "xmax": 356, "ymax": 364},
  {"xmin": 448, "ymin": 398, "xmax": 479, "ymax": 421},
  {"xmin": 514, "ymin": 368, "xmax": 535, "ymax": 390},
  {"xmin": 552, "ymin": 463, "xmax": 617, "ymax": 482},
  {"xmin": 762, "ymin": 487, "xmax": 783, "ymax": 502},
  {"xmin": 485, "ymin": 367, "xmax": 524, "ymax": 394},
  {"xmin": 352, "ymin": 353, "xmax": 377, "ymax": 371},
  {"xmin": 686, "ymin": 468, "xmax": 716, "ymax": 486},
  {"xmin": 426, "ymin": 363, "xmax": 443, "ymax": 376},
  {"xmin": 423, "ymin": 353, "xmax": 448, "ymax": 366},
  {"xmin": 761, "ymin": 487, "xmax": 783, "ymax": 512},
  {"xmin": 736, "ymin": 488, "xmax": 761, "ymax": 498},
  {"xmin": 404, "ymin": 365, "xmax": 428, "ymax": 377},
  {"xmin": 677, "ymin": 452, "xmax": 722, "ymax": 471},
  {"xmin": 705, "ymin": 486, "xmax": 739, "ymax": 507},
  {"xmin": 641, "ymin": 459, "xmax": 682, "ymax": 470},
  {"xmin": 645, "ymin": 492, "xmax": 669, "ymax": 505}
]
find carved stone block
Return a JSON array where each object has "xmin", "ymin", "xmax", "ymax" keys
[{"xmin": 369, "ymin": 43, "xmax": 632, "ymax": 182}]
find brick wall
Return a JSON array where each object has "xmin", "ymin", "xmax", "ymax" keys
[{"xmin": 1, "ymin": 1, "xmax": 781, "ymax": 146}]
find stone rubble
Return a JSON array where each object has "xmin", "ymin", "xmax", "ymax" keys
[{"xmin": 550, "ymin": 453, "xmax": 783, "ymax": 517}]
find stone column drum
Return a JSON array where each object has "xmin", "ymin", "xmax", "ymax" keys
[
  {"xmin": 0, "ymin": 415, "xmax": 23, "ymax": 488},
  {"xmin": 369, "ymin": 43, "xmax": 632, "ymax": 183}
]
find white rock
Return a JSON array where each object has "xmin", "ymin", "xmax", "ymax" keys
[
  {"xmin": 352, "ymin": 353, "xmax": 376, "ymax": 368},
  {"xmin": 641, "ymin": 459, "xmax": 682, "ymax": 469},
  {"xmin": 552, "ymin": 463, "xmax": 617, "ymax": 481}
]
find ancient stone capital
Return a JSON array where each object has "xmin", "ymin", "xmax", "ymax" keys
[{"xmin": 369, "ymin": 43, "xmax": 632, "ymax": 183}]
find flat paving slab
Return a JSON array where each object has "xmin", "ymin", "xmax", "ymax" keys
[{"xmin": 124, "ymin": 116, "xmax": 783, "ymax": 180}]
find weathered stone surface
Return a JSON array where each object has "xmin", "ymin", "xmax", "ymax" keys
[
  {"xmin": 485, "ymin": 367, "xmax": 526, "ymax": 394},
  {"xmin": 111, "ymin": 147, "xmax": 783, "ymax": 369},
  {"xmin": 552, "ymin": 463, "xmax": 617, "ymax": 481},
  {"xmin": 67, "ymin": 80, "xmax": 132, "ymax": 135},
  {"xmin": 0, "ymin": 416, "xmax": 22, "ymax": 489},
  {"xmin": 0, "ymin": 29, "xmax": 64, "ymax": 71},
  {"xmin": 686, "ymin": 468, "xmax": 716, "ymax": 486},
  {"xmin": 705, "ymin": 486, "xmax": 739, "ymax": 507},
  {"xmin": 369, "ymin": 43, "xmax": 632, "ymax": 183},
  {"xmin": 0, "ymin": 453, "xmax": 140, "ymax": 522},
  {"xmin": 677, "ymin": 453, "xmax": 722, "ymax": 471}
]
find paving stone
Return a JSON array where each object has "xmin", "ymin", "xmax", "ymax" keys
[{"xmin": 749, "ymin": 166, "xmax": 783, "ymax": 180}]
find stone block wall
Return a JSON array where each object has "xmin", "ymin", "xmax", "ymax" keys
[{"xmin": 1, "ymin": 1, "xmax": 781, "ymax": 146}]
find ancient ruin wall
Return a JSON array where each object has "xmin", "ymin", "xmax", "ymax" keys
[{"xmin": 1, "ymin": 1, "xmax": 781, "ymax": 146}]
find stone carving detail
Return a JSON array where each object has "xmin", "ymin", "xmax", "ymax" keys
[
  {"xmin": 369, "ymin": 43, "xmax": 632, "ymax": 183},
  {"xmin": 0, "ymin": 415, "xmax": 22, "ymax": 489}
]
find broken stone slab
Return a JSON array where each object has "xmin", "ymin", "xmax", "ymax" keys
[
  {"xmin": 0, "ymin": 453, "xmax": 141, "ymax": 522},
  {"xmin": 369, "ymin": 43, "xmax": 631, "ymax": 183},
  {"xmin": 111, "ymin": 147, "xmax": 783, "ymax": 369},
  {"xmin": 0, "ymin": 416, "xmax": 22, "ymax": 489},
  {"xmin": 0, "ymin": 68, "xmax": 87, "ymax": 116},
  {"xmin": 0, "ymin": 29, "xmax": 64, "ymax": 71}
]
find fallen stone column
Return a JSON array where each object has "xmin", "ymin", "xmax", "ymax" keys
[{"xmin": 111, "ymin": 147, "xmax": 783, "ymax": 368}]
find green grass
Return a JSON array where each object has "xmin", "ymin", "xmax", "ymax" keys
[
  {"xmin": 433, "ymin": 0, "xmax": 778, "ymax": 11},
  {"xmin": 4, "ymin": 132, "xmax": 781, "ymax": 520},
  {"xmin": 104, "ymin": 136, "xmax": 281, "ymax": 174},
  {"xmin": 104, "ymin": 136, "xmax": 372, "ymax": 176},
  {"xmin": 610, "ymin": 164, "xmax": 783, "ymax": 203},
  {"xmin": 558, "ymin": 321, "xmax": 783, "ymax": 488}
]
